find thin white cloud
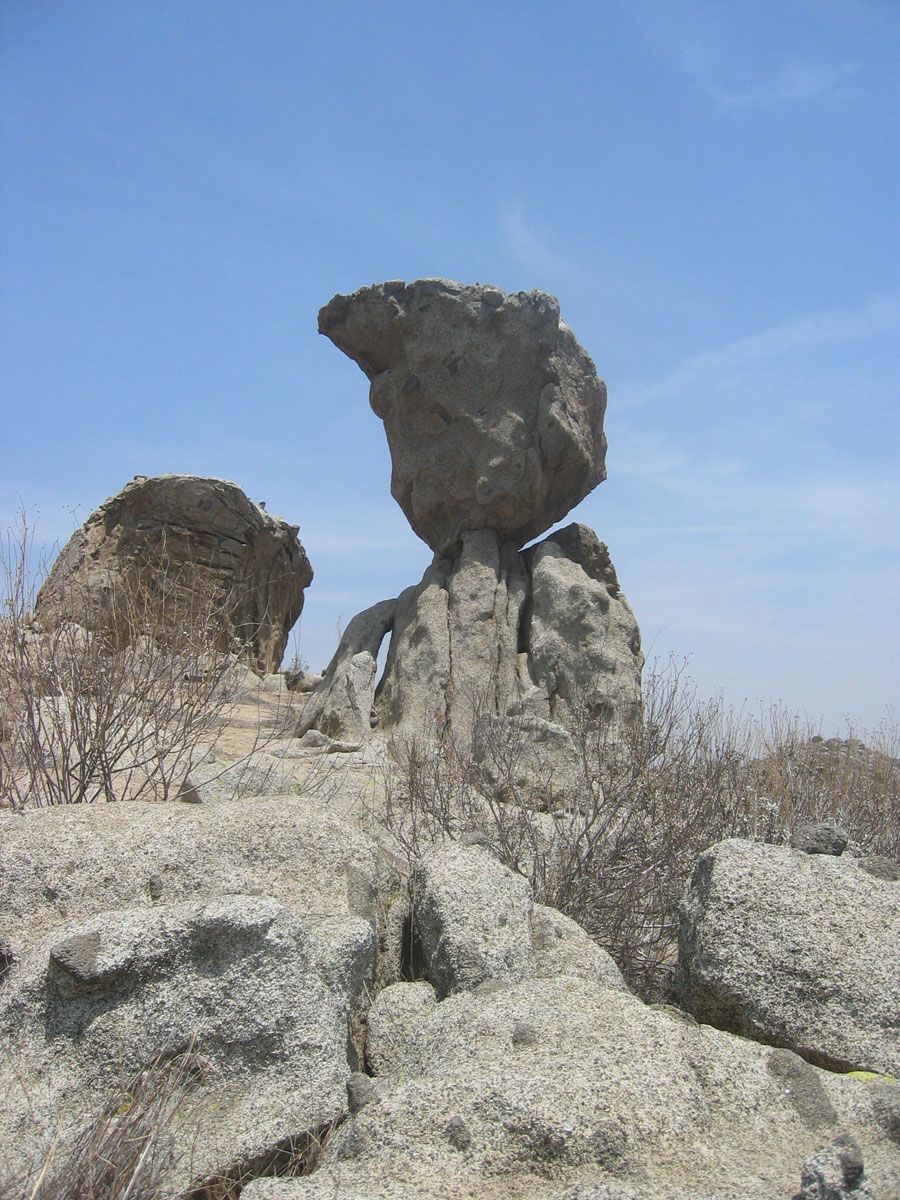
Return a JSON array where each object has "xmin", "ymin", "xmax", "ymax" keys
[
  {"xmin": 619, "ymin": 291, "xmax": 900, "ymax": 410},
  {"xmin": 712, "ymin": 58, "xmax": 853, "ymax": 111},
  {"xmin": 629, "ymin": 1, "xmax": 857, "ymax": 112},
  {"xmin": 498, "ymin": 207, "xmax": 590, "ymax": 290}
]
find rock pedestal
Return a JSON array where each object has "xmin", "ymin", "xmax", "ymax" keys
[{"xmin": 299, "ymin": 521, "xmax": 642, "ymax": 755}]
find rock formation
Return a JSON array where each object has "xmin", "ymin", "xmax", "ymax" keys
[
  {"xmin": 7, "ymin": 284, "xmax": 897, "ymax": 1200},
  {"xmin": 34, "ymin": 474, "xmax": 312, "ymax": 673},
  {"xmin": 303, "ymin": 281, "xmax": 642, "ymax": 754},
  {"xmin": 318, "ymin": 279, "xmax": 607, "ymax": 554},
  {"xmin": 5, "ymin": 803, "xmax": 898, "ymax": 1199}
]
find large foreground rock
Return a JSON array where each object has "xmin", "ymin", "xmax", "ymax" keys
[
  {"xmin": 409, "ymin": 840, "xmax": 628, "ymax": 1002},
  {"xmin": 35, "ymin": 474, "xmax": 312, "ymax": 672},
  {"xmin": 412, "ymin": 841, "xmax": 535, "ymax": 997},
  {"xmin": 243, "ymin": 976, "xmax": 900, "ymax": 1200},
  {"xmin": 0, "ymin": 794, "xmax": 392, "ymax": 1193},
  {"xmin": 0, "ymin": 794, "xmax": 386, "ymax": 964},
  {"xmin": 319, "ymin": 279, "xmax": 607, "ymax": 553},
  {"xmin": 1, "ymin": 896, "xmax": 350, "ymax": 1192},
  {"xmin": 675, "ymin": 838, "xmax": 900, "ymax": 1076}
]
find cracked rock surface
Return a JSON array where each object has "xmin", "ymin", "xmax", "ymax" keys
[
  {"xmin": 303, "ymin": 523, "xmax": 642, "ymax": 749},
  {"xmin": 318, "ymin": 278, "xmax": 607, "ymax": 554},
  {"xmin": 35, "ymin": 473, "xmax": 312, "ymax": 672}
]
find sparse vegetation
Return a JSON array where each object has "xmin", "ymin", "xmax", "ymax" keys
[
  {"xmin": 1, "ymin": 1046, "xmax": 342, "ymax": 1200},
  {"xmin": 0, "ymin": 513, "xmax": 287, "ymax": 810},
  {"xmin": 3, "ymin": 511, "xmax": 898, "ymax": 1195},
  {"xmin": 380, "ymin": 659, "xmax": 900, "ymax": 999}
]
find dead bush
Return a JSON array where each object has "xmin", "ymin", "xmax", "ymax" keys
[
  {"xmin": 1, "ymin": 1041, "xmax": 343, "ymax": 1200},
  {"xmin": 1, "ymin": 1046, "xmax": 206, "ymax": 1200},
  {"xmin": 0, "ymin": 513, "xmax": 292, "ymax": 809},
  {"xmin": 380, "ymin": 659, "xmax": 899, "ymax": 1000}
]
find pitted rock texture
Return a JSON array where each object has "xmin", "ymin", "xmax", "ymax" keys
[
  {"xmin": 0, "ymin": 795, "xmax": 386, "ymax": 977},
  {"xmin": 0, "ymin": 896, "xmax": 351, "ymax": 1194},
  {"xmin": 242, "ymin": 976, "xmax": 900, "ymax": 1200},
  {"xmin": 318, "ymin": 279, "xmax": 607, "ymax": 553},
  {"xmin": 531, "ymin": 903, "xmax": 629, "ymax": 993},
  {"xmin": 523, "ymin": 523, "xmax": 642, "ymax": 731},
  {"xmin": 375, "ymin": 528, "xmax": 529, "ymax": 738},
  {"xmin": 0, "ymin": 794, "xmax": 392, "ymax": 1194},
  {"xmin": 412, "ymin": 841, "xmax": 535, "ymax": 998},
  {"xmin": 675, "ymin": 838, "xmax": 900, "ymax": 1076},
  {"xmin": 302, "ymin": 523, "xmax": 642, "ymax": 750},
  {"xmin": 34, "ymin": 474, "xmax": 312, "ymax": 673},
  {"xmin": 792, "ymin": 1134, "xmax": 874, "ymax": 1199}
]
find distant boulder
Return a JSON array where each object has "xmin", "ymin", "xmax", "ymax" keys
[{"xmin": 34, "ymin": 474, "xmax": 312, "ymax": 672}]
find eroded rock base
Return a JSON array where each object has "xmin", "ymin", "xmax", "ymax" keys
[{"xmin": 299, "ymin": 523, "xmax": 643, "ymax": 759}]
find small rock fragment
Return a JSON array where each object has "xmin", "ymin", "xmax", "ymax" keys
[
  {"xmin": 791, "ymin": 822, "xmax": 849, "ymax": 856},
  {"xmin": 792, "ymin": 1134, "xmax": 873, "ymax": 1199}
]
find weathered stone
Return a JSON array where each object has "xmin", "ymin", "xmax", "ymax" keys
[
  {"xmin": 0, "ymin": 896, "xmax": 351, "ymax": 1193},
  {"xmin": 856, "ymin": 854, "xmax": 900, "ymax": 882},
  {"xmin": 305, "ymin": 279, "xmax": 641, "ymax": 750},
  {"xmin": 766, "ymin": 1049, "xmax": 839, "ymax": 1129},
  {"xmin": 298, "ymin": 598, "xmax": 397, "ymax": 741},
  {"xmin": 374, "ymin": 529, "xmax": 528, "ymax": 738},
  {"xmin": 471, "ymin": 712, "xmax": 582, "ymax": 810},
  {"xmin": 531, "ymin": 903, "xmax": 629, "ymax": 993},
  {"xmin": 302, "ymin": 523, "xmax": 641, "ymax": 750},
  {"xmin": 523, "ymin": 524, "xmax": 643, "ymax": 731},
  {"xmin": 34, "ymin": 474, "xmax": 312, "ymax": 672},
  {"xmin": 411, "ymin": 841, "xmax": 534, "ymax": 998},
  {"xmin": 177, "ymin": 747, "xmax": 296, "ymax": 803},
  {"xmin": 0, "ymin": 795, "xmax": 387, "ymax": 966},
  {"xmin": 675, "ymin": 838, "xmax": 900, "ymax": 1076},
  {"xmin": 791, "ymin": 822, "xmax": 849, "ymax": 856},
  {"xmin": 319, "ymin": 279, "xmax": 607, "ymax": 554},
  {"xmin": 347, "ymin": 1072, "xmax": 379, "ymax": 1113},
  {"xmin": 366, "ymin": 981, "xmax": 438, "ymax": 1076},
  {"xmin": 243, "ymin": 976, "xmax": 900, "ymax": 1200},
  {"xmin": 792, "ymin": 1134, "xmax": 874, "ymax": 1199},
  {"xmin": 284, "ymin": 669, "xmax": 323, "ymax": 693}
]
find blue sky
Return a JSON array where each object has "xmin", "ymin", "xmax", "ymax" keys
[{"xmin": 2, "ymin": 0, "xmax": 898, "ymax": 729}]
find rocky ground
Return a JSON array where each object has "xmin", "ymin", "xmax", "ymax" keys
[{"xmin": 1, "ymin": 696, "xmax": 898, "ymax": 1199}]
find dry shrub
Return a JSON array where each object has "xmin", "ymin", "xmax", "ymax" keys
[
  {"xmin": 2, "ymin": 1046, "xmax": 343, "ymax": 1200},
  {"xmin": 381, "ymin": 659, "xmax": 899, "ymax": 999},
  {"xmin": 0, "ymin": 1041, "xmax": 340, "ymax": 1200},
  {"xmin": 0, "ymin": 513, "xmax": 289, "ymax": 809},
  {"xmin": 2, "ymin": 1047, "xmax": 206, "ymax": 1200}
]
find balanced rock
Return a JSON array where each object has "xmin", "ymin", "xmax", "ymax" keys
[
  {"xmin": 319, "ymin": 279, "xmax": 607, "ymax": 553},
  {"xmin": 35, "ymin": 474, "xmax": 312, "ymax": 673},
  {"xmin": 675, "ymin": 838, "xmax": 900, "ymax": 1076}
]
